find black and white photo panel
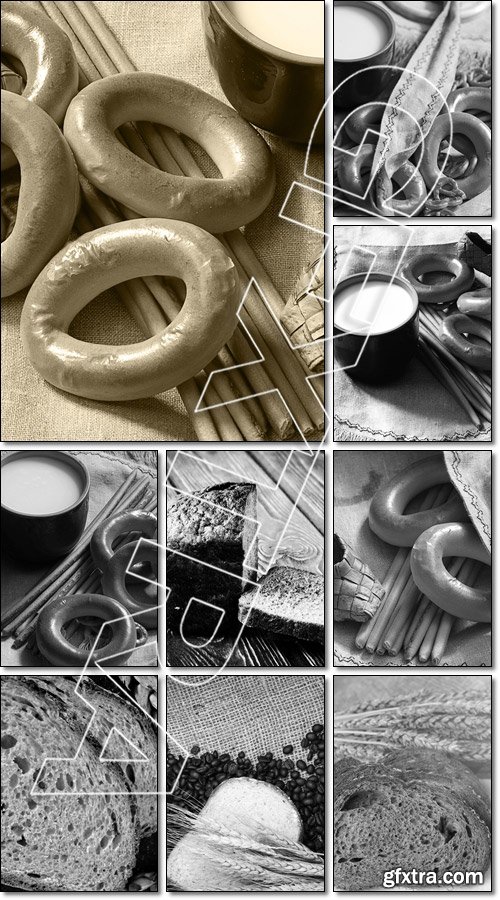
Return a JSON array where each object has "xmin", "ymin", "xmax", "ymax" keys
[
  {"xmin": 1, "ymin": 450, "xmax": 159, "ymax": 668},
  {"xmin": 1, "ymin": 674, "xmax": 158, "ymax": 892},
  {"xmin": 334, "ymin": 449, "xmax": 492, "ymax": 667},
  {"xmin": 334, "ymin": 1, "xmax": 491, "ymax": 217},
  {"xmin": 167, "ymin": 449, "xmax": 325, "ymax": 667},
  {"xmin": 334, "ymin": 225, "xmax": 492, "ymax": 442},
  {"xmin": 167, "ymin": 673, "xmax": 325, "ymax": 890},
  {"xmin": 334, "ymin": 674, "xmax": 491, "ymax": 891}
]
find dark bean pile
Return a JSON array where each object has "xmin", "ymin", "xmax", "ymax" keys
[{"xmin": 167, "ymin": 723, "xmax": 324, "ymax": 853}]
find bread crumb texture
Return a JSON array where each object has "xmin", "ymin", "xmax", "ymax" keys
[
  {"xmin": 334, "ymin": 753, "xmax": 491, "ymax": 891},
  {"xmin": 1, "ymin": 676, "xmax": 157, "ymax": 891}
]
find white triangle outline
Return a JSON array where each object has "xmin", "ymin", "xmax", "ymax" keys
[{"xmin": 99, "ymin": 726, "xmax": 149, "ymax": 762}]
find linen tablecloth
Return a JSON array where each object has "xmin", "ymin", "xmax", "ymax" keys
[{"xmin": 2, "ymin": 1, "xmax": 323, "ymax": 441}]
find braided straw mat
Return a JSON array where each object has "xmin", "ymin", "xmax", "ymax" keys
[
  {"xmin": 167, "ymin": 675, "xmax": 324, "ymax": 759},
  {"xmin": 2, "ymin": 0, "xmax": 323, "ymax": 442}
]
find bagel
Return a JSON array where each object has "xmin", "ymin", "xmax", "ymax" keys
[
  {"xmin": 91, "ymin": 509, "xmax": 158, "ymax": 572},
  {"xmin": 411, "ymin": 522, "xmax": 491, "ymax": 622},
  {"xmin": 35, "ymin": 593, "xmax": 138, "ymax": 666},
  {"xmin": 369, "ymin": 455, "xmax": 469, "ymax": 547},
  {"xmin": 447, "ymin": 86, "xmax": 491, "ymax": 117},
  {"xmin": 420, "ymin": 112, "xmax": 491, "ymax": 200},
  {"xmin": 400, "ymin": 253, "xmax": 475, "ymax": 304},
  {"xmin": 1, "ymin": 91, "xmax": 80, "ymax": 297},
  {"xmin": 101, "ymin": 540, "xmax": 158, "ymax": 629},
  {"xmin": 337, "ymin": 143, "xmax": 426, "ymax": 216},
  {"xmin": 375, "ymin": 159, "xmax": 427, "ymax": 217},
  {"xmin": 63, "ymin": 72, "xmax": 275, "ymax": 233},
  {"xmin": 20, "ymin": 218, "xmax": 239, "ymax": 400},
  {"xmin": 440, "ymin": 312, "xmax": 491, "ymax": 371},
  {"xmin": 457, "ymin": 287, "xmax": 491, "ymax": 321},
  {"xmin": 1, "ymin": 0, "xmax": 78, "ymax": 170}
]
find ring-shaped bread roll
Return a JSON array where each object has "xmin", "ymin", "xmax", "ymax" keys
[
  {"xmin": 101, "ymin": 541, "xmax": 158, "ymax": 629},
  {"xmin": 1, "ymin": 0, "xmax": 78, "ymax": 170},
  {"xmin": 420, "ymin": 112, "xmax": 491, "ymax": 199},
  {"xmin": 411, "ymin": 523, "xmax": 491, "ymax": 622},
  {"xmin": 343, "ymin": 104, "xmax": 383, "ymax": 143},
  {"xmin": 91, "ymin": 510, "xmax": 158, "ymax": 572},
  {"xmin": 337, "ymin": 143, "xmax": 426, "ymax": 216},
  {"xmin": 369, "ymin": 455, "xmax": 469, "ymax": 547},
  {"xmin": 35, "ymin": 593, "xmax": 138, "ymax": 666},
  {"xmin": 375, "ymin": 159, "xmax": 427, "ymax": 216},
  {"xmin": 401, "ymin": 254, "xmax": 475, "ymax": 304},
  {"xmin": 440, "ymin": 312, "xmax": 491, "ymax": 371},
  {"xmin": 20, "ymin": 218, "xmax": 239, "ymax": 400},
  {"xmin": 457, "ymin": 287, "xmax": 491, "ymax": 321},
  {"xmin": 447, "ymin": 86, "xmax": 491, "ymax": 117},
  {"xmin": 63, "ymin": 72, "xmax": 276, "ymax": 233},
  {"xmin": 1, "ymin": 91, "xmax": 80, "ymax": 297}
]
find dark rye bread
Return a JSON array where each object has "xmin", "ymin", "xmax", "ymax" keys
[
  {"xmin": 21, "ymin": 675, "xmax": 158, "ymax": 838},
  {"xmin": 238, "ymin": 566, "xmax": 324, "ymax": 642},
  {"xmin": 334, "ymin": 752, "xmax": 491, "ymax": 891},
  {"xmin": 166, "ymin": 482, "xmax": 258, "ymax": 633},
  {"xmin": 1, "ymin": 676, "xmax": 137, "ymax": 891}
]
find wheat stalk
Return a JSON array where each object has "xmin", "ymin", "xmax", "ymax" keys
[
  {"xmin": 167, "ymin": 804, "xmax": 324, "ymax": 891},
  {"xmin": 334, "ymin": 687, "xmax": 490, "ymax": 770}
]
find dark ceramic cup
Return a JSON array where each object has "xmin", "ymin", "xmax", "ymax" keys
[
  {"xmin": 201, "ymin": 1, "xmax": 324, "ymax": 143},
  {"xmin": 334, "ymin": 273, "xmax": 419, "ymax": 383},
  {"xmin": 333, "ymin": 1, "xmax": 396, "ymax": 110},
  {"xmin": 1, "ymin": 451, "xmax": 90, "ymax": 563}
]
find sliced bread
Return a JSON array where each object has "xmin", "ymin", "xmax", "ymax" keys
[
  {"xmin": 334, "ymin": 751, "xmax": 491, "ymax": 890},
  {"xmin": 21, "ymin": 675, "xmax": 158, "ymax": 838},
  {"xmin": 166, "ymin": 482, "xmax": 258, "ymax": 633},
  {"xmin": 1, "ymin": 675, "xmax": 138, "ymax": 891},
  {"xmin": 238, "ymin": 566, "xmax": 324, "ymax": 642}
]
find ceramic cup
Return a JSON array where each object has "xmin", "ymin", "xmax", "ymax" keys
[
  {"xmin": 333, "ymin": 0, "xmax": 396, "ymax": 110},
  {"xmin": 201, "ymin": 1, "xmax": 324, "ymax": 143},
  {"xmin": 334, "ymin": 272, "xmax": 419, "ymax": 383},
  {"xmin": 1, "ymin": 450, "xmax": 90, "ymax": 563}
]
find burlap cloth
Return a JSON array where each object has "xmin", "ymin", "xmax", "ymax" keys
[
  {"xmin": 334, "ymin": 449, "xmax": 491, "ymax": 667},
  {"xmin": 1, "ymin": 1, "xmax": 323, "ymax": 442},
  {"xmin": 334, "ymin": 225, "xmax": 492, "ymax": 442},
  {"xmin": 1, "ymin": 449, "xmax": 157, "ymax": 666},
  {"xmin": 167, "ymin": 674, "xmax": 324, "ymax": 759}
]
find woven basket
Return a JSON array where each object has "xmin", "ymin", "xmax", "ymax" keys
[
  {"xmin": 280, "ymin": 255, "xmax": 324, "ymax": 372},
  {"xmin": 334, "ymin": 534, "xmax": 385, "ymax": 623}
]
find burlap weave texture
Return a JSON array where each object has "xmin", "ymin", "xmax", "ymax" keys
[{"xmin": 167, "ymin": 675, "xmax": 324, "ymax": 759}]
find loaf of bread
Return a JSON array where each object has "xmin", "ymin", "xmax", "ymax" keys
[
  {"xmin": 1, "ymin": 675, "xmax": 157, "ymax": 891},
  {"xmin": 238, "ymin": 566, "xmax": 324, "ymax": 642},
  {"xmin": 166, "ymin": 482, "xmax": 258, "ymax": 633},
  {"xmin": 334, "ymin": 750, "xmax": 491, "ymax": 891}
]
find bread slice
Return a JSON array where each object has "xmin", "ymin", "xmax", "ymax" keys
[
  {"xmin": 166, "ymin": 482, "xmax": 258, "ymax": 633},
  {"xmin": 1, "ymin": 676, "xmax": 138, "ymax": 891},
  {"xmin": 334, "ymin": 751, "xmax": 491, "ymax": 891},
  {"xmin": 167, "ymin": 778, "xmax": 301, "ymax": 890},
  {"xmin": 21, "ymin": 675, "xmax": 158, "ymax": 838},
  {"xmin": 238, "ymin": 566, "xmax": 324, "ymax": 642}
]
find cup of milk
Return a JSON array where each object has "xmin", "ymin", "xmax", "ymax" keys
[
  {"xmin": 334, "ymin": 1, "xmax": 396, "ymax": 110},
  {"xmin": 202, "ymin": 1, "xmax": 324, "ymax": 143},
  {"xmin": 334, "ymin": 273, "xmax": 419, "ymax": 382},
  {"xmin": 1, "ymin": 450, "xmax": 90, "ymax": 563}
]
